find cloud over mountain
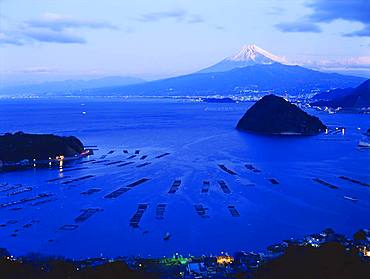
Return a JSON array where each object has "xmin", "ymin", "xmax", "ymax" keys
[
  {"xmin": 25, "ymin": 13, "xmax": 117, "ymax": 31},
  {"xmin": 137, "ymin": 9, "xmax": 204, "ymax": 24},
  {"xmin": 0, "ymin": 13, "xmax": 117, "ymax": 45},
  {"xmin": 275, "ymin": 21, "xmax": 321, "ymax": 33},
  {"xmin": 276, "ymin": 0, "xmax": 370, "ymax": 37},
  {"xmin": 302, "ymin": 56, "xmax": 370, "ymax": 70}
]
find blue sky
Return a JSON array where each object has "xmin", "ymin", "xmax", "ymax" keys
[{"xmin": 1, "ymin": 0, "xmax": 369, "ymax": 85}]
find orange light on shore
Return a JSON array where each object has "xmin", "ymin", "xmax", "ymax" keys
[
  {"xmin": 217, "ymin": 255, "xmax": 234, "ymax": 265},
  {"xmin": 360, "ymin": 246, "xmax": 370, "ymax": 257},
  {"xmin": 56, "ymin": 155, "xmax": 64, "ymax": 169}
]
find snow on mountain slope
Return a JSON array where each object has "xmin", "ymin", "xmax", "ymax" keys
[
  {"xmin": 199, "ymin": 44, "xmax": 287, "ymax": 73},
  {"xmin": 230, "ymin": 44, "xmax": 286, "ymax": 63}
]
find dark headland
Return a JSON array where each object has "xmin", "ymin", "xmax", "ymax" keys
[
  {"xmin": 0, "ymin": 132, "xmax": 85, "ymax": 163},
  {"xmin": 236, "ymin": 94, "xmax": 327, "ymax": 135},
  {"xmin": 312, "ymin": 79, "xmax": 370, "ymax": 109}
]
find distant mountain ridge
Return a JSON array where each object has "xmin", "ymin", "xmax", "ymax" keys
[
  {"xmin": 83, "ymin": 63, "xmax": 365, "ymax": 97},
  {"xmin": 199, "ymin": 44, "xmax": 286, "ymax": 73},
  {"xmin": 79, "ymin": 45, "xmax": 365, "ymax": 97},
  {"xmin": 312, "ymin": 79, "xmax": 370, "ymax": 108},
  {"xmin": 0, "ymin": 76, "xmax": 145, "ymax": 96},
  {"xmin": 2, "ymin": 44, "xmax": 366, "ymax": 98}
]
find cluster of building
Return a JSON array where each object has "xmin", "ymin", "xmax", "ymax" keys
[
  {"xmin": 1, "ymin": 228, "xmax": 369, "ymax": 278},
  {"xmin": 127, "ymin": 228, "xmax": 370, "ymax": 278}
]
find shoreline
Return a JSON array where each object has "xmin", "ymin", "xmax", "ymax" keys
[{"xmin": 0, "ymin": 228, "xmax": 369, "ymax": 277}]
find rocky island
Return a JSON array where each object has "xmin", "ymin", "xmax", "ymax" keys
[
  {"xmin": 236, "ymin": 94, "xmax": 327, "ymax": 135},
  {"xmin": 0, "ymin": 132, "xmax": 88, "ymax": 170}
]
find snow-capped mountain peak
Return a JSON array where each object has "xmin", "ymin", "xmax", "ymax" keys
[
  {"xmin": 199, "ymin": 44, "xmax": 286, "ymax": 73},
  {"xmin": 228, "ymin": 44, "xmax": 285, "ymax": 64}
]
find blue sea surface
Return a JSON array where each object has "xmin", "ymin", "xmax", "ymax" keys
[{"xmin": 0, "ymin": 98, "xmax": 369, "ymax": 259}]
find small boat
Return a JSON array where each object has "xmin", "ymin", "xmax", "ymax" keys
[
  {"xmin": 344, "ymin": 196, "xmax": 358, "ymax": 202},
  {"xmin": 358, "ymin": 140, "xmax": 370, "ymax": 147},
  {"xmin": 163, "ymin": 232, "xmax": 171, "ymax": 241}
]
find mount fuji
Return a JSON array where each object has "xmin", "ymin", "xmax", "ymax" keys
[
  {"xmin": 68, "ymin": 44, "xmax": 366, "ymax": 97},
  {"xmin": 199, "ymin": 44, "xmax": 287, "ymax": 73}
]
